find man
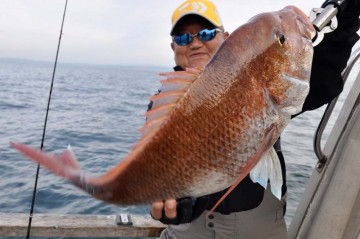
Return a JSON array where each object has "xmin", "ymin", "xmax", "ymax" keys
[{"xmin": 149, "ymin": 0, "xmax": 360, "ymax": 238}]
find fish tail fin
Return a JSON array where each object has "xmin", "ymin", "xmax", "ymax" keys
[{"xmin": 10, "ymin": 142, "xmax": 83, "ymax": 181}]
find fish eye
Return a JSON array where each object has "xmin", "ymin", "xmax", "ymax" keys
[{"xmin": 276, "ymin": 34, "xmax": 286, "ymax": 47}]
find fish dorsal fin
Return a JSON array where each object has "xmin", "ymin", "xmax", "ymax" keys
[
  {"xmin": 157, "ymin": 68, "xmax": 202, "ymax": 92},
  {"xmin": 132, "ymin": 69, "xmax": 201, "ymax": 151},
  {"xmin": 138, "ymin": 68, "xmax": 202, "ymax": 143},
  {"xmin": 144, "ymin": 104, "xmax": 176, "ymax": 123}
]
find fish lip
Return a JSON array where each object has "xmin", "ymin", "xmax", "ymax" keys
[
  {"xmin": 301, "ymin": 36, "xmax": 314, "ymax": 50},
  {"xmin": 296, "ymin": 16, "xmax": 316, "ymax": 40}
]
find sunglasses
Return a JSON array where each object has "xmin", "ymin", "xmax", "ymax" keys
[{"xmin": 172, "ymin": 28, "xmax": 222, "ymax": 46}]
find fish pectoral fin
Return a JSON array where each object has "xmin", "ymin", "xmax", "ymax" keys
[
  {"xmin": 250, "ymin": 147, "xmax": 283, "ymax": 199},
  {"xmin": 249, "ymin": 152, "xmax": 270, "ymax": 189},
  {"xmin": 11, "ymin": 142, "xmax": 82, "ymax": 180},
  {"xmin": 207, "ymin": 126, "xmax": 277, "ymax": 214}
]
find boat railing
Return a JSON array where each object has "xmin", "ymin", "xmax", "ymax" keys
[
  {"xmin": 289, "ymin": 43, "xmax": 360, "ymax": 239},
  {"xmin": 0, "ymin": 212, "xmax": 166, "ymax": 238},
  {"xmin": 313, "ymin": 45, "xmax": 360, "ymax": 172}
]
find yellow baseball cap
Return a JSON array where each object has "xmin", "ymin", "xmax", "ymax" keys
[{"xmin": 170, "ymin": 0, "xmax": 223, "ymax": 35}]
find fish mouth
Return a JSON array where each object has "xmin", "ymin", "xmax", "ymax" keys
[
  {"xmin": 296, "ymin": 16, "xmax": 316, "ymax": 40},
  {"xmin": 285, "ymin": 6, "xmax": 316, "ymax": 39}
]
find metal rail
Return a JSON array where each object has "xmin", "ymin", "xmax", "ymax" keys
[{"xmin": 313, "ymin": 46, "xmax": 360, "ymax": 171}]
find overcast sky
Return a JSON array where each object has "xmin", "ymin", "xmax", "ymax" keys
[{"xmin": 0, "ymin": 0, "xmax": 323, "ymax": 67}]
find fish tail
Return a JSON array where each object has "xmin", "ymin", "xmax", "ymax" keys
[{"xmin": 10, "ymin": 142, "xmax": 82, "ymax": 181}]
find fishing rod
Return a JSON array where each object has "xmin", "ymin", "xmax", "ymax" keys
[{"xmin": 26, "ymin": 0, "xmax": 69, "ymax": 238}]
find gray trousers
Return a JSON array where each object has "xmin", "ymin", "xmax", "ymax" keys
[{"xmin": 159, "ymin": 186, "xmax": 288, "ymax": 239}]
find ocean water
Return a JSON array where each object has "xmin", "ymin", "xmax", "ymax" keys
[{"xmin": 0, "ymin": 58, "xmax": 357, "ymax": 238}]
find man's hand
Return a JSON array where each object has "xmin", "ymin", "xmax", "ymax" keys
[
  {"xmin": 151, "ymin": 199, "xmax": 177, "ymax": 221},
  {"xmin": 150, "ymin": 196, "xmax": 210, "ymax": 225}
]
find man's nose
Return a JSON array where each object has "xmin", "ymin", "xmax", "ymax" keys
[{"xmin": 189, "ymin": 36, "xmax": 203, "ymax": 48}]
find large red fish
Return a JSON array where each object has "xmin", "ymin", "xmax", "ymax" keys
[{"xmin": 11, "ymin": 6, "xmax": 315, "ymax": 206}]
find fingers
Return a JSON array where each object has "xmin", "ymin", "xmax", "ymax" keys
[
  {"xmin": 151, "ymin": 201, "xmax": 164, "ymax": 220},
  {"xmin": 164, "ymin": 199, "xmax": 177, "ymax": 219},
  {"xmin": 150, "ymin": 199, "xmax": 177, "ymax": 220}
]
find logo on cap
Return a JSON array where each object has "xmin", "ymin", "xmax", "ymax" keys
[{"xmin": 170, "ymin": 0, "xmax": 223, "ymax": 35}]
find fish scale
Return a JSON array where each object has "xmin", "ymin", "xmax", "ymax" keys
[{"xmin": 11, "ymin": 6, "xmax": 315, "ymax": 206}]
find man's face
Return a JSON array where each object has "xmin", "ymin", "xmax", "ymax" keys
[{"xmin": 171, "ymin": 16, "xmax": 228, "ymax": 69}]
